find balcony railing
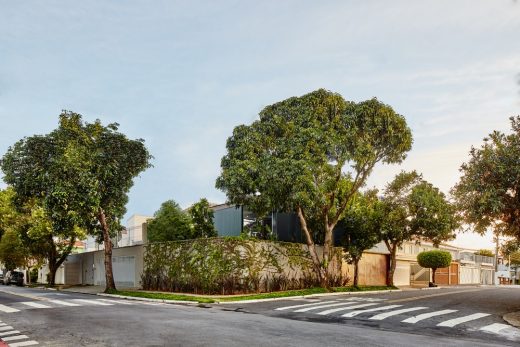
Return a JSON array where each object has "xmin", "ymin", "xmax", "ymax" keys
[{"xmin": 458, "ymin": 252, "xmax": 495, "ymax": 265}]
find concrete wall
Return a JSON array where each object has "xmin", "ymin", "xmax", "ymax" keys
[{"xmin": 64, "ymin": 245, "xmax": 144, "ymax": 288}]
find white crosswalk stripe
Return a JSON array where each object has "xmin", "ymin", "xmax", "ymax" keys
[
  {"xmin": 0, "ymin": 330, "xmax": 21, "ymax": 337},
  {"xmin": 20, "ymin": 302, "xmax": 51, "ymax": 309},
  {"xmin": 437, "ymin": 313, "xmax": 491, "ymax": 327},
  {"xmin": 10, "ymin": 341, "xmax": 39, "ymax": 347},
  {"xmin": 97, "ymin": 299, "xmax": 134, "ymax": 305},
  {"xmin": 0, "ymin": 304, "xmax": 20, "ymax": 313},
  {"xmin": 2, "ymin": 334, "xmax": 29, "ymax": 342},
  {"xmin": 342, "ymin": 305, "xmax": 403, "ymax": 318},
  {"xmin": 369, "ymin": 307, "xmax": 428, "ymax": 320},
  {"xmin": 275, "ymin": 301, "xmax": 338, "ymax": 311},
  {"xmin": 294, "ymin": 302, "xmax": 360, "ymax": 313},
  {"xmin": 47, "ymin": 299, "xmax": 81, "ymax": 307},
  {"xmin": 71, "ymin": 299, "xmax": 114, "ymax": 306},
  {"xmin": 402, "ymin": 309, "xmax": 458, "ymax": 324},
  {"xmin": 317, "ymin": 303, "xmax": 378, "ymax": 315},
  {"xmin": 479, "ymin": 323, "xmax": 511, "ymax": 334},
  {"xmin": 0, "ymin": 326, "xmax": 14, "ymax": 332}
]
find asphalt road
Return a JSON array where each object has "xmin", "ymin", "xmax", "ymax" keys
[{"xmin": 0, "ymin": 286, "xmax": 518, "ymax": 346}]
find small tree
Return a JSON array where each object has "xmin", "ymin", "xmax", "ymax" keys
[
  {"xmin": 417, "ymin": 250, "xmax": 452, "ymax": 284},
  {"xmin": 147, "ymin": 200, "xmax": 193, "ymax": 242},
  {"xmin": 380, "ymin": 171, "xmax": 459, "ymax": 286},
  {"xmin": 188, "ymin": 198, "xmax": 217, "ymax": 238},
  {"xmin": 341, "ymin": 189, "xmax": 383, "ymax": 287}
]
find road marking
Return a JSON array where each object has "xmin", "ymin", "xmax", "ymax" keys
[
  {"xmin": 2, "ymin": 334, "xmax": 28, "ymax": 341},
  {"xmin": 20, "ymin": 302, "xmax": 50, "ymax": 309},
  {"xmin": 317, "ymin": 303, "xmax": 378, "ymax": 315},
  {"xmin": 97, "ymin": 299, "xmax": 133, "ymax": 305},
  {"xmin": 437, "ymin": 313, "xmax": 491, "ymax": 327},
  {"xmin": 402, "ymin": 309, "xmax": 458, "ymax": 324},
  {"xmin": 370, "ymin": 307, "xmax": 428, "ymax": 320},
  {"xmin": 72, "ymin": 299, "xmax": 114, "ymax": 306},
  {"xmin": 47, "ymin": 300, "xmax": 81, "ymax": 307},
  {"xmin": 0, "ymin": 326, "xmax": 14, "ymax": 332},
  {"xmin": 342, "ymin": 305, "xmax": 403, "ymax": 318},
  {"xmin": 294, "ymin": 302, "xmax": 360, "ymax": 313},
  {"xmin": 388, "ymin": 289, "xmax": 483, "ymax": 304},
  {"xmin": 275, "ymin": 301, "xmax": 339, "ymax": 311},
  {"xmin": 479, "ymin": 323, "xmax": 511, "ymax": 333},
  {"xmin": 0, "ymin": 304, "xmax": 20, "ymax": 313},
  {"xmin": 9, "ymin": 341, "xmax": 39, "ymax": 347},
  {"xmin": 0, "ymin": 323, "xmax": 6, "ymax": 326},
  {"xmin": 0, "ymin": 330, "xmax": 20, "ymax": 336}
]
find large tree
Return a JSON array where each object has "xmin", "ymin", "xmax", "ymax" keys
[
  {"xmin": 147, "ymin": 200, "xmax": 193, "ymax": 242},
  {"xmin": 453, "ymin": 116, "xmax": 520, "ymax": 242},
  {"xmin": 1, "ymin": 112, "xmax": 152, "ymax": 291},
  {"xmin": 216, "ymin": 89, "xmax": 412, "ymax": 287},
  {"xmin": 340, "ymin": 189, "xmax": 383, "ymax": 287},
  {"xmin": 381, "ymin": 171, "xmax": 459, "ymax": 286}
]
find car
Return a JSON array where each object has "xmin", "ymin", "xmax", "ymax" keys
[{"xmin": 3, "ymin": 271, "xmax": 24, "ymax": 286}]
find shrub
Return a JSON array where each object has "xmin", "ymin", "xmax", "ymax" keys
[{"xmin": 417, "ymin": 250, "xmax": 452, "ymax": 284}]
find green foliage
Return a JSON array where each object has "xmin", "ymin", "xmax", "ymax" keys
[
  {"xmin": 417, "ymin": 250, "xmax": 452, "ymax": 270},
  {"xmin": 380, "ymin": 171, "xmax": 459, "ymax": 285},
  {"xmin": 216, "ymin": 89, "xmax": 412, "ymax": 285},
  {"xmin": 475, "ymin": 249, "xmax": 494, "ymax": 257},
  {"xmin": 1, "ymin": 111, "xmax": 152, "ymax": 289},
  {"xmin": 188, "ymin": 198, "xmax": 217, "ymax": 238},
  {"xmin": 453, "ymin": 116, "xmax": 520, "ymax": 241},
  {"xmin": 142, "ymin": 238, "xmax": 346, "ymax": 295},
  {"xmin": 147, "ymin": 200, "xmax": 193, "ymax": 242},
  {"xmin": 340, "ymin": 189, "xmax": 383, "ymax": 285},
  {"xmin": 510, "ymin": 251, "xmax": 520, "ymax": 266},
  {"xmin": 0, "ymin": 229, "xmax": 28, "ymax": 270}
]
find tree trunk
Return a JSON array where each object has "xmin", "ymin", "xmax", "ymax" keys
[
  {"xmin": 296, "ymin": 206, "xmax": 327, "ymax": 288},
  {"xmin": 353, "ymin": 258, "xmax": 360, "ymax": 287},
  {"xmin": 432, "ymin": 268, "xmax": 436, "ymax": 284},
  {"xmin": 385, "ymin": 241, "xmax": 397, "ymax": 287},
  {"xmin": 98, "ymin": 208, "xmax": 116, "ymax": 292},
  {"xmin": 48, "ymin": 263, "xmax": 57, "ymax": 286}
]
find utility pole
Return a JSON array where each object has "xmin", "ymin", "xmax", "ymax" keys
[{"xmin": 494, "ymin": 232, "xmax": 499, "ymax": 285}]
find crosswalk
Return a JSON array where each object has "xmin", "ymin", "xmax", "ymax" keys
[
  {"xmin": 0, "ymin": 298, "xmax": 143, "ymax": 314},
  {"xmin": 272, "ymin": 297, "xmax": 520, "ymax": 340},
  {"xmin": 0, "ymin": 319, "xmax": 38, "ymax": 347}
]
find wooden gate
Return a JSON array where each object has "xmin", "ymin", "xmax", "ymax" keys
[{"xmin": 435, "ymin": 263, "xmax": 459, "ymax": 285}]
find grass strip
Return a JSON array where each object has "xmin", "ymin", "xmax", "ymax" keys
[
  {"xmin": 109, "ymin": 285, "xmax": 397, "ymax": 303},
  {"xmin": 108, "ymin": 290, "xmax": 216, "ymax": 304}
]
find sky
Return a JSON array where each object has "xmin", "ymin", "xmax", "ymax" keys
[{"xmin": 1, "ymin": 1, "xmax": 519, "ymax": 250}]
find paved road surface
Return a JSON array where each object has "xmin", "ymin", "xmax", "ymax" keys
[{"xmin": 0, "ymin": 286, "xmax": 518, "ymax": 346}]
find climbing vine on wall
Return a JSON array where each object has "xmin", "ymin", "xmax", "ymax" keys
[{"xmin": 141, "ymin": 237, "xmax": 346, "ymax": 294}]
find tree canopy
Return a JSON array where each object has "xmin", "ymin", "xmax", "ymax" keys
[
  {"xmin": 1, "ymin": 111, "xmax": 152, "ymax": 290},
  {"xmin": 453, "ymin": 116, "xmax": 520, "ymax": 241},
  {"xmin": 216, "ymin": 89, "xmax": 413, "ymax": 287},
  {"xmin": 380, "ymin": 171, "xmax": 458, "ymax": 285},
  {"xmin": 147, "ymin": 200, "xmax": 193, "ymax": 242},
  {"xmin": 475, "ymin": 249, "xmax": 494, "ymax": 257}
]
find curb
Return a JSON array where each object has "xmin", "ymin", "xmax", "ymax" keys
[
  {"xmin": 503, "ymin": 311, "xmax": 520, "ymax": 328},
  {"xmin": 97, "ymin": 289, "xmax": 402, "ymax": 305},
  {"xmin": 97, "ymin": 293, "xmax": 204, "ymax": 305},
  {"xmin": 218, "ymin": 289, "xmax": 403, "ymax": 304}
]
